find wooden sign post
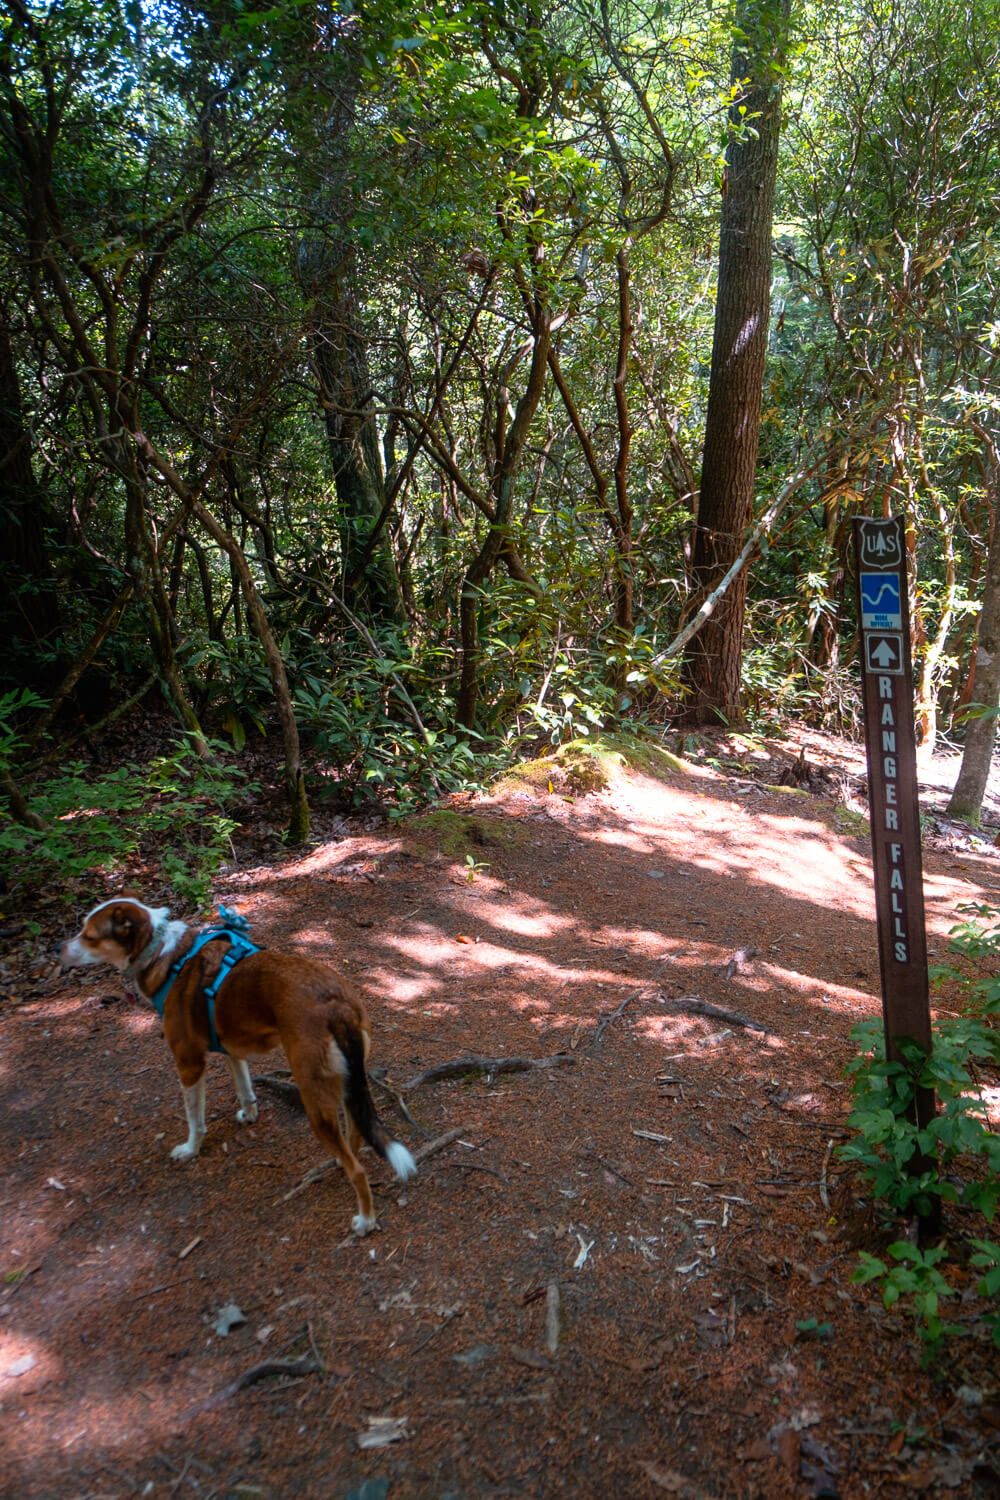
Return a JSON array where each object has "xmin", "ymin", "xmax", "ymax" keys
[{"xmin": 852, "ymin": 517, "xmax": 936, "ymax": 1146}]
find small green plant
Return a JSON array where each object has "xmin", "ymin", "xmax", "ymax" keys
[
  {"xmin": 969, "ymin": 1239, "xmax": 1000, "ymax": 1349},
  {"xmin": 0, "ymin": 725, "xmax": 250, "ymax": 909},
  {"xmin": 853, "ymin": 1243, "xmax": 960, "ymax": 1362},
  {"xmin": 842, "ymin": 901, "xmax": 1000, "ymax": 1361},
  {"xmin": 464, "ymin": 853, "xmax": 490, "ymax": 883},
  {"xmin": 794, "ymin": 1317, "xmax": 833, "ymax": 1341}
]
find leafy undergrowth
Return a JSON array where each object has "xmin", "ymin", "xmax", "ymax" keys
[{"xmin": 4, "ymin": 725, "xmax": 1000, "ymax": 1497}]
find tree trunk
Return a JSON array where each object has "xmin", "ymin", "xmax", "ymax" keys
[
  {"xmin": 457, "ymin": 319, "xmax": 552, "ymax": 730},
  {"xmin": 947, "ymin": 493, "xmax": 1000, "ymax": 825},
  {"xmin": 313, "ymin": 277, "xmax": 406, "ymax": 624},
  {"xmin": 681, "ymin": 0, "xmax": 791, "ymax": 725},
  {"xmin": 0, "ymin": 307, "xmax": 61, "ymax": 669},
  {"xmin": 121, "ymin": 467, "xmax": 207, "ymax": 755},
  {"xmin": 191, "ymin": 498, "xmax": 310, "ymax": 844}
]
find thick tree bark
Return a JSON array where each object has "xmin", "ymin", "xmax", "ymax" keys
[
  {"xmin": 190, "ymin": 497, "xmax": 310, "ymax": 844},
  {"xmin": 947, "ymin": 493, "xmax": 1000, "ymax": 825},
  {"xmin": 457, "ymin": 318, "xmax": 552, "ymax": 730},
  {"xmin": 120, "ymin": 460, "xmax": 207, "ymax": 756},
  {"xmin": 0, "ymin": 308, "xmax": 60, "ymax": 665},
  {"xmin": 313, "ymin": 275, "xmax": 406, "ymax": 624},
  {"xmin": 682, "ymin": 0, "xmax": 791, "ymax": 725}
]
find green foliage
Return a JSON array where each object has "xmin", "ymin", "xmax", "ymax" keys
[
  {"xmin": 0, "ymin": 708, "xmax": 250, "ymax": 909},
  {"xmin": 853, "ymin": 1243, "xmax": 960, "ymax": 1363},
  {"xmin": 794, "ymin": 1317, "xmax": 833, "ymax": 1342},
  {"xmin": 842, "ymin": 901, "xmax": 1000, "ymax": 1359}
]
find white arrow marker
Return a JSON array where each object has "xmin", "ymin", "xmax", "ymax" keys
[{"xmin": 871, "ymin": 639, "xmax": 898, "ymax": 667}]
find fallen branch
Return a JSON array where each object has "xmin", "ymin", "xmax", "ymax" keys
[
  {"xmin": 433, "ymin": 1160, "xmax": 509, "ymax": 1183},
  {"xmin": 187, "ymin": 1355, "xmax": 322, "ymax": 1417},
  {"xmin": 544, "ymin": 1281, "xmax": 561, "ymax": 1356},
  {"xmin": 276, "ymin": 1159, "xmax": 338, "ymax": 1204},
  {"xmin": 657, "ymin": 994, "xmax": 770, "ymax": 1034},
  {"xmin": 275, "ymin": 1125, "xmax": 462, "ymax": 1206},
  {"xmin": 412, "ymin": 1127, "xmax": 467, "ymax": 1163},
  {"xmin": 370, "ymin": 1067, "xmax": 421, "ymax": 1130},
  {"xmin": 819, "ymin": 1137, "xmax": 834, "ymax": 1212},
  {"xmin": 591, "ymin": 989, "xmax": 645, "ymax": 1051},
  {"xmin": 257, "ymin": 1074, "xmax": 304, "ymax": 1111},
  {"xmin": 260, "ymin": 1068, "xmax": 422, "ymax": 1132},
  {"xmin": 403, "ymin": 1054, "xmax": 575, "ymax": 1090},
  {"xmin": 722, "ymin": 945, "xmax": 759, "ymax": 981}
]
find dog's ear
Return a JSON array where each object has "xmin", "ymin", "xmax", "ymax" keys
[
  {"xmin": 110, "ymin": 905, "xmax": 137, "ymax": 944},
  {"xmin": 121, "ymin": 887, "xmax": 143, "ymax": 900}
]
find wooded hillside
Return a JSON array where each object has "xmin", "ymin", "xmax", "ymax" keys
[{"xmin": 3, "ymin": 0, "xmax": 999, "ymax": 864}]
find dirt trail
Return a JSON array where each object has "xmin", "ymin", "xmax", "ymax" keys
[{"xmin": 3, "ymin": 731, "xmax": 1000, "ymax": 1499}]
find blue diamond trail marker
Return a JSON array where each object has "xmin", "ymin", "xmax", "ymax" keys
[{"xmin": 852, "ymin": 517, "xmax": 936, "ymax": 1176}]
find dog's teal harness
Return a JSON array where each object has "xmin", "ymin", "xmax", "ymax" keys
[{"xmin": 149, "ymin": 907, "xmax": 261, "ymax": 1054}]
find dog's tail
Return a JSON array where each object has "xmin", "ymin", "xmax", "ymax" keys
[{"xmin": 333, "ymin": 1020, "xmax": 417, "ymax": 1181}]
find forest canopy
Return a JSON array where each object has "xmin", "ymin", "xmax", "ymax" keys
[{"xmin": 2, "ymin": 0, "xmax": 999, "ymax": 857}]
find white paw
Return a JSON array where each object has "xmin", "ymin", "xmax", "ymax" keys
[
  {"xmin": 236, "ymin": 1101, "xmax": 259, "ymax": 1125},
  {"xmin": 170, "ymin": 1140, "xmax": 202, "ymax": 1162},
  {"xmin": 351, "ymin": 1213, "xmax": 377, "ymax": 1237}
]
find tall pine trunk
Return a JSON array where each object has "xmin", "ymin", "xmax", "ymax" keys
[
  {"xmin": 948, "ymin": 481, "xmax": 1000, "ymax": 825},
  {"xmin": 682, "ymin": 0, "xmax": 791, "ymax": 725},
  {"xmin": 0, "ymin": 307, "xmax": 60, "ymax": 670}
]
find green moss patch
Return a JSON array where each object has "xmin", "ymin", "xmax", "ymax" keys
[
  {"xmin": 496, "ymin": 732, "xmax": 701, "ymax": 799},
  {"xmin": 403, "ymin": 808, "xmax": 529, "ymax": 858}
]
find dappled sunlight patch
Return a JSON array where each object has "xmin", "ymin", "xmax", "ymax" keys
[
  {"xmin": 636, "ymin": 1014, "xmax": 708, "ymax": 1047},
  {"xmin": 1, "ymin": 1380, "xmax": 197, "ymax": 1476},
  {"xmin": 478, "ymin": 903, "xmax": 576, "ymax": 939},
  {"xmin": 590, "ymin": 826, "xmax": 658, "ymax": 855},
  {"xmin": 278, "ymin": 838, "xmax": 406, "ymax": 879},
  {"xmin": 0, "ymin": 1329, "xmax": 57, "ymax": 1396}
]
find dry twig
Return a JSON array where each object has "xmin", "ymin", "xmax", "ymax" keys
[
  {"xmin": 722, "ymin": 945, "xmax": 759, "ymax": 981},
  {"xmin": 257, "ymin": 1074, "xmax": 304, "ymax": 1110},
  {"xmin": 186, "ymin": 1356, "xmax": 322, "ymax": 1417},
  {"xmin": 591, "ymin": 989, "xmax": 646, "ymax": 1051},
  {"xmin": 657, "ymin": 993, "xmax": 770, "ymax": 1034},
  {"xmin": 544, "ymin": 1281, "xmax": 561, "ymax": 1356},
  {"xmin": 403, "ymin": 1054, "xmax": 575, "ymax": 1089},
  {"xmin": 819, "ymin": 1137, "xmax": 834, "ymax": 1212}
]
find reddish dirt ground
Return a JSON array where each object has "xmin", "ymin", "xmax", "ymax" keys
[{"xmin": 3, "ymin": 730, "xmax": 1000, "ymax": 1500}]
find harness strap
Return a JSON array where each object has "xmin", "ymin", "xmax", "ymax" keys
[{"xmin": 149, "ymin": 918, "xmax": 261, "ymax": 1055}]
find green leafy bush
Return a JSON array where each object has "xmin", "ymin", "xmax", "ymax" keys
[
  {"xmin": 1, "ymin": 709, "xmax": 250, "ymax": 909},
  {"xmin": 842, "ymin": 902, "xmax": 1000, "ymax": 1359}
]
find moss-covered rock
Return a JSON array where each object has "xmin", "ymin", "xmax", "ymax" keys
[
  {"xmin": 495, "ymin": 732, "xmax": 703, "ymax": 799},
  {"xmin": 403, "ymin": 808, "xmax": 529, "ymax": 857}
]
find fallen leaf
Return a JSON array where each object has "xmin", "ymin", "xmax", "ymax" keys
[
  {"xmin": 344, "ymin": 1481, "xmax": 391, "ymax": 1500},
  {"xmin": 214, "ymin": 1302, "xmax": 247, "ymax": 1337},
  {"xmin": 357, "ymin": 1416, "xmax": 409, "ymax": 1450},
  {"xmin": 452, "ymin": 1344, "xmax": 495, "ymax": 1367},
  {"xmin": 776, "ymin": 1425, "xmax": 801, "ymax": 1474},
  {"xmin": 455, "ymin": 934, "xmax": 474, "ymax": 945},
  {"xmin": 507, "ymin": 1345, "xmax": 550, "ymax": 1370},
  {"xmin": 637, "ymin": 1460, "xmax": 694, "ymax": 1493},
  {"xmin": 572, "ymin": 1235, "xmax": 595, "ymax": 1270}
]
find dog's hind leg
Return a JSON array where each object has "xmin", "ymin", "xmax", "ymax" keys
[
  {"xmin": 171, "ymin": 1072, "xmax": 207, "ymax": 1161},
  {"xmin": 305, "ymin": 1105, "xmax": 378, "ymax": 1235},
  {"xmin": 225, "ymin": 1056, "xmax": 258, "ymax": 1124}
]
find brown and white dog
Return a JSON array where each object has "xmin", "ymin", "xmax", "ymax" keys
[{"xmin": 60, "ymin": 898, "xmax": 416, "ymax": 1235}]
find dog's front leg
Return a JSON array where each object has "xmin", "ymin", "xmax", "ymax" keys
[
  {"xmin": 170, "ymin": 1073, "xmax": 206, "ymax": 1161},
  {"xmin": 225, "ymin": 1056, "xmax": 258, "ymax": 1124}
]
